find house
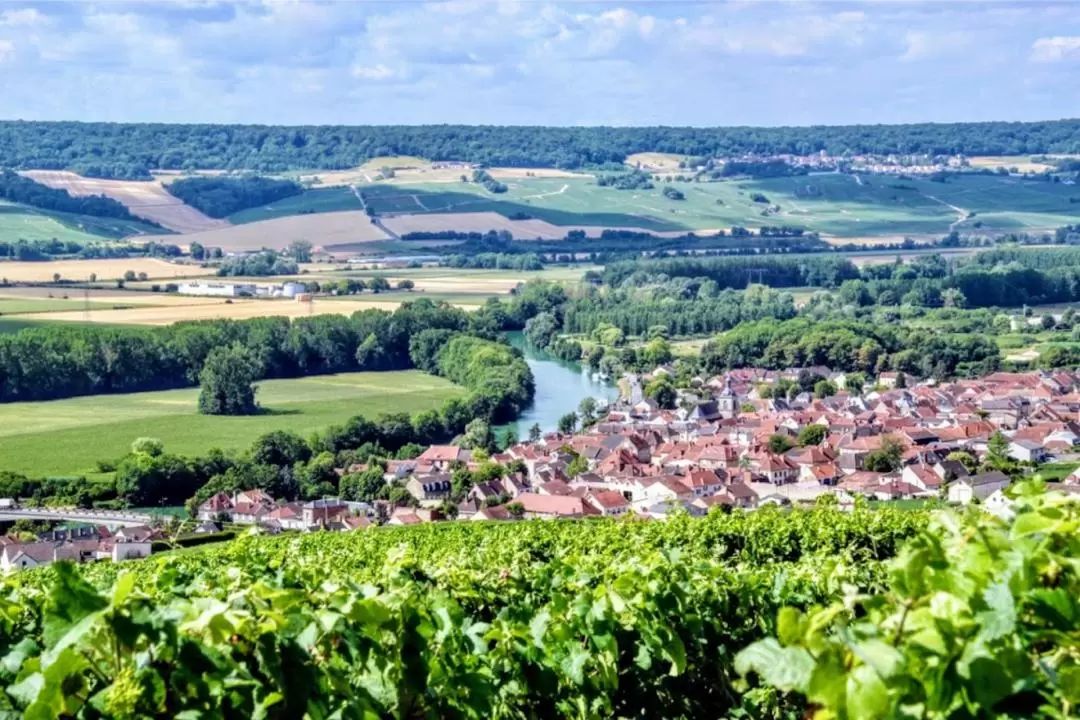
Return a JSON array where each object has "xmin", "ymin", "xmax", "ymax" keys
[
  {"xmin": 415, "ymin": 445, "xmax": 471, "ymax": 470},
  {"xmin": 753, "ymin": 454, "xmax": 799, "ymax": 485},
  {"xmin": 586, "ymin": 491, "xmax": 631, "ymax": 516},
  {"xmin": 516, "ymin": 493, "xmax": 599, "ymax": 519},
  {"xmin": 1, "ymin": 542, "xmax": 59, "ymax": 572},
  {"xmin": 1008, "ymin": 439, "xmax": 1051, "ymax": 464},
  {"xmin": 301, "ymin": 498, "xmax": 351, "ymax": 527},
  {"xmin": 405, "ymin": 474, "xmax": 452, "ymax": 506},
  {"xmin": 878, "ymin": 372, "xmax": 901, "ymax": 389},
  {"xmin": 946, "ymin": 471, "xmax": 1011, "ymax": 505},
  {"xmin": 197, "ymin": 492, "xmax": 234, "ymax": 521},
  {"xmin": 902, "ymin": 464, "xmax": 945, "ymax": 493},
  {"xmin": 265, "ymin": 502, "xmax": 307, "ymax": 531},
  {"xmin": 638, "ymin": 477, "xmax": 693, "ymax": 504},
  {"xmin": 387, "ymin": 511, "xmax": 424, "ymax": 526},
  {"xmin": 232, "ymin": 489, "xmax": 276, "ymax": 524},
  {"xmin": 107, "ymin": 537, "xmax": 153, "ymax": 562},
  {"xmin": 682, "ymin": 469, "xmax": 725, "ymax": 497},
  {"xmin": 470, "ymin": 505, "xmax": 516, "ymax": 521}
]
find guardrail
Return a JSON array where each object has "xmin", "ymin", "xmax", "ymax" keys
[{"xmin": 0, "ymin": 506, "xmax": 160, "ymax": 527}]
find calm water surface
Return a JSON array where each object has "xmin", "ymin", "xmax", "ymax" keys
[{"xmin": 500, "ymin": 332, "xmax": 619, "ymax": 437}]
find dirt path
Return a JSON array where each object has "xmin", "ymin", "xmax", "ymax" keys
[
  {"xmin": 350, "ymin": 185, "xmax": 367, "ymax": 211},
  {"xmin": 522, "ymin": 183, "xmax": 569, "ymax": 200},
  {"xmin": 923, "ymin": 193, "xmax": 968, "ymax": 231},
  {"xmin": 350, "ymin": 185, "xmax": 400, "ymax": 239}
]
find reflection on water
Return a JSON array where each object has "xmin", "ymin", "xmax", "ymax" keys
[{"xmin": 500, "ymin": 332, "xmax": 619, "ymax": 437}]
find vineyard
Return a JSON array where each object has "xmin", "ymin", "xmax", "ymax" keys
[{"xmin": 0, "ymin": 491, "xmax": 1076, "ymax": 718}]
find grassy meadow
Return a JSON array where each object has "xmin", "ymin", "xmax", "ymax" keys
[
  {"xmin": 0, "ymin": 370, "xmax": 464, "ymax": 476},
  {"xmin": 0, "ymin": 201, "xmax": 164, "ymax": 241}
]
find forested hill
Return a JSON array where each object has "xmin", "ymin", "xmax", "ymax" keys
[{"xmin": 2, "ymin": 119, "xmax": 1080, "ymax": 179}]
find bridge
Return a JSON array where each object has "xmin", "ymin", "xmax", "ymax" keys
[{"xmin": 0, "ymin": 506, "xmax": 163, "ymax": 528}]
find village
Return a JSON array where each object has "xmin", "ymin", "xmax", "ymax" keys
[{"xmin": 6, "ymin": 365, "xmax": 1080, "ymax": 573}]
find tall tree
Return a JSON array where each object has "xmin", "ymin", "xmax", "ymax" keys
[{"xmin": 198, "ymin": 344, "xmax": 261, "ymax": 416}]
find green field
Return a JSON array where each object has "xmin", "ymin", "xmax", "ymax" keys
[
  {"xmin": 0, "ymin": 298, "xmax": 134, "ymax": 314},
  {"xmin": 0, "ymin": 370, "xmax": 464, "ymax": 476},
  {"xmin": 0, "ymin": 317, "xmax": 135, "ymax": 335},
  {"xmin": 230, "ymin": 173, "xmax": 1080, "ymax": 239},
  {"xmin": 228, "ymin": 186, "xmax": 364, "ymax": 224},
  {"xmin": 0, "ymin": 202, "xmax": 165, "ymax": 241}
]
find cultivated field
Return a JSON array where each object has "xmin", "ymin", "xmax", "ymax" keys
[
  {"xmin": 140, "ymin": 210, "xmax": 392, "ymax": 253},
  {"xmin": 291, "ymin": 158, "xmax": 584, "ymax": 189},
  {"xmin": 0, "ymin": 258, "xmax": 207, "ymax": 283},
  {"xmin": 0, "ymin": 370, "xmax": 463, "ymax": 476},
  {"xmin": 625, "ymin": 152, "xmax": 688, "ymax": 171},
  {"xmin": 21, "ymin": 171, "xmax": 228, "ymax": 234},
  {"xmin": 0, "ymin": 286, "xmax": 228, "ymax": 306},
  {"xmin": 967, "ymin": 156, "xmax": 1072, "ymax": 173},
  {"xmin": 0, "ymin": 297, "xmax": 139, "ymax": 315},
  {"xmin": 333, "ymin": 172, "xmax": 1080, "ymax": 239},
  {"xmin": 13, "ymin": 290, "xmax": 495, "ymax": 325}
]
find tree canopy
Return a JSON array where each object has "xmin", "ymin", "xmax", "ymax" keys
[
  {"xmin": 2, "ymin": 119, "xmax": 1079, "ymax": 178},
  {"xmin": 197, "ymin": 344, "xmax": 261, "ymax": 416}
]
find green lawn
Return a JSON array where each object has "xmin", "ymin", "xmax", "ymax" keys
[
  {"xmin": 1035, "ymin": 462, "xmax": 1080, "ymax": 481},
  {"xmin": 0, "ymin": 371, "xmax": 464, "ymax": 476}
]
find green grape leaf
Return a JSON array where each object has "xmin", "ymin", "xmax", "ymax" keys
[{"xmin": 735, "ymin": 639, "xmax": 813, "ymax": 692}]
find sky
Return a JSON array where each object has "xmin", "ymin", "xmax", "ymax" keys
[{"xmin": 0, "ymin": 0, "xmax": 1079, "ymax": 127}]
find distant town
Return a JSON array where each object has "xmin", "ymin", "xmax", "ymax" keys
[{"xmin": 6, "ymin": 365, "xmax": 1079, "ymax": 572}]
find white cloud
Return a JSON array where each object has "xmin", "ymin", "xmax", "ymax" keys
[
  {"xmin": 0, "ymin": 1, "xmax": 1077, "ymax": 125},
  {"xmin": 1031, "ymin": 36, "xmax": 1080, "ymax": 63},
  {"xmin": 0, "ymin": 8, "xmax": 47, "ymax": 27},
  {"xmin": 351, "ymin": 63, "xmax": 398, "ymax": 81},
  {"xmin": 902, "ymin": 30, "xmax": 971, "ymax": 61}
]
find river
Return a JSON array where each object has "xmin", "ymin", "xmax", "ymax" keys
[{"xmin": 500, "ymin": 332, "xmax": 619, "ymax": 437}]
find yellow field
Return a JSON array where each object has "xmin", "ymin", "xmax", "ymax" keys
[
  {"xmin": 138, "ymin": 211, "xmax": 392, "ymax": 253},
  {"xmin": 20, "ymin": 297, "xmax": 419, "ymax": 326},
  {"xmin": 487, "ymin": 168, "xmax": 585, "ymax": 180},
  {"xmin": 20, "ymin": 171, "xmax": 228, "ymax": 234},
  {"xmin": 0, "ymin": 258, "xmax": 208, "ymax": 283},
  {"xmin": 0, "ymin": 286, "xmax": 225, "ymax": 307},
  {"xmin": 966, "ymin": 155, "xmax": 1075, "ymax": 173},
  {"xmin": 359, "ymin": 156, "xmax": 429, "ymax": 170},
  {"xmin": 299, "ymin": 161, "xmax": 583, "ymax": 189},
  {"xmin": 625, "ymin": 152, "xmax": 688, "ymax": 171}
]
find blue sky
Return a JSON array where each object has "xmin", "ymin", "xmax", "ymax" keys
[{"xmin": 0, "ymin": 0, "xmax": 1079, "ymax": 126}]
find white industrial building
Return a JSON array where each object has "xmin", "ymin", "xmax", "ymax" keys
[{"xmin": 177, "ymin": 281, "xmax": 306, "ymax": 298}]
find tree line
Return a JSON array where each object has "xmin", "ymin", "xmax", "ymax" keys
[
  {"xmin": 0, "ymin": 169, "xmax": 139, "ymax": 220},
  {"xmin": 3, "ymin": 120, "xmax": 1080, "ymax": 177},
  {"xmin": 1, "ymin": 325, "xmax": 532, "ymax": 510},
  {"xmin": 602, "ymin": 255, "xmax": 861, "ymax": 290},
  {"xmin": 165, "ymin": 175, "xmax": 304, "ymax": 218},
  {"xmin": 699, "ymin": 317, "xmax": 1001, "ymax": 379},
  {"xmin": 216, "ymin": 250, "xmax": 299, "ymax": 277},
  {"xmin": 0, "ymin": 298, "xmax": 538, "ymax": 403}
]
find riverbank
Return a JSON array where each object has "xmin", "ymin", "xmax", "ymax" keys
[{"xmin": 501, "ymin": 332, "xmax": 619, "ymax": 437}]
